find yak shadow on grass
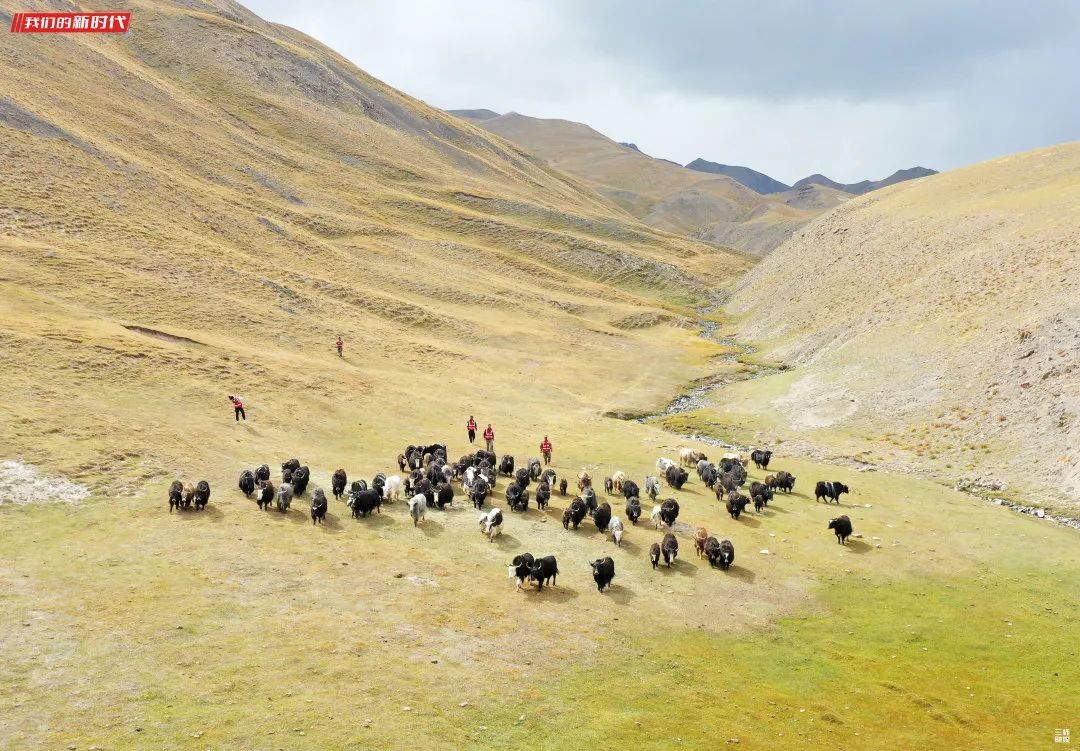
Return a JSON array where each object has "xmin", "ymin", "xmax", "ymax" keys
[
  {"xmin": 724, "ymin": 564, "xmax": 756, "ymax": 583},
  {"xmin": 349, "ymin": 511, "xmax": 395, "ymax": 528},
  {"xmin": 310, "ymin": 511, "xmax": 345, "ymax": 533},
  {"xmin": 815, "ymin": 500, "xmax": 846, "ymax": 509},
  {"xmin": 844, "ymin": 539, "xmax": 873, "ymax": 554},
  {"xmin": 766, "ymin": 504, "xmax": 790, "ymax": 514},
  {"xmin": 255, "ymin": 506, "xmax": 308, "ymax": 525},
  {"xmin": 732, "ymin": 515, "xmax": 761, "ymax": 528},
  {"xmin": 614, "ymin": 538, "xmax": 642, "ymax": 556},
  {"xmin": 174, "ymin": 504, "xmax": 225, "ymax": 522},
  {"xmin": 490, "ymin": 532, "xmax": 521, "ymax": 550},
  {"xmin": 539, "ymin": 504, "xmax": 566, "ymax": 524},
  {"xmin": 658, "ymin": 557, "xmax": 699, "ymax": 577},
  {"xmin": 604, "ymin": 582, "xmax": 636, "ymax": 604},
  {"xmin": 417, "ymin": 518, "xmax": 444, "ymax": 537},
  {"xmin": 520, "ymin": 583, "xmax": 580, "ymax": 604}
]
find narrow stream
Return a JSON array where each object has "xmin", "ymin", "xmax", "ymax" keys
[{"xmin": 634, "ymin": 302, "xmax": 780, "ymax": 443}]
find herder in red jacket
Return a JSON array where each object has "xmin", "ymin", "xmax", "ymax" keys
[
  {"xmin": 228, "ymin": 394, "xmax": 246, "ymax": 422},
  {"xmin": 483, "ymin": 424, "xmax": 495, "ymax": 452},
  {"xmin": 540, "ymin": 436, "xmax": 552, "ymax": 464}
]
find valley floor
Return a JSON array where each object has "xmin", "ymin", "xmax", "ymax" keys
[{"xmin": 2, "ymin": 360, "xmax": 1078, "ymax": 750}]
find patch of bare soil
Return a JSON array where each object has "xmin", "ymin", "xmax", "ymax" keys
[
  {"xmin": 123, "ymin": 326, "xmax": 205, "ymax": 346},
  {"xmin": 0, "ymin": 460, "xmax": 89, "ymax": 505}
]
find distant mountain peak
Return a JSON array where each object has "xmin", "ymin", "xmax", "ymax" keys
[
  {"xmin": 793, "ymin": 167, "xmax": 937, "ymax": 195},
  {"xmin": 686, "ymin": 159, "xmax": 791, "ymax": 194},
  {"xmin": 619, "ymin": 142, "xmax": 640, "ymax": 151}
]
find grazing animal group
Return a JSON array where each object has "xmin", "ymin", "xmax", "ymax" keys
[
  {"xmin": 506, "ymin": 552, "xmax": 560, "ymax": 591},
  {"xmin": 233, "ymin": 459, "xmax": 356, "ymax": 522},
  {"xmin": 766, "ymin": 471, "xmax": 796, "ymax": 493},
  {"xmin": 188, "ymin": 440, "xmax": 861, "ymax": 597},
  {"xmin": 693, "ymin": 528, "xmax": 734, "ymax": 569},
  {"xmin": 651, "ymin": 499, "xmax": 680, "ymax": 528},
  {"xmin": 562, "ymin": 497, "xmax": 588, "ymax": 530},
  {"xmin": 168, "ymin": 479, "xmax": 211, "ymax": 512}
]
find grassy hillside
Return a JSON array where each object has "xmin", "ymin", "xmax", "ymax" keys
[
  {"xmin": 728, "ymin": 142, "xmax": 1080, "ymax": 511},
  {"xmin": 0, "ymin": 0, "xmax": 750, "ymax": 496},
  {"xmin": 453, "ymin": 111, "xmax": 835, "ymax": 255}
]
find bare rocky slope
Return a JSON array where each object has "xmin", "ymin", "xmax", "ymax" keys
[{"xmin": 729, "ymin": 142, "xmax": 1080, "ymax": 509}]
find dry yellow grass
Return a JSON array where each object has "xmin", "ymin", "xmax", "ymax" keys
[{"xmin": 0, "ymin": 0, "xmax": 749, "ymax": 495}]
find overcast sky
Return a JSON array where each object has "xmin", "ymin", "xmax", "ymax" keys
[{"xmin": 245, "ymin": 0, "xmax": 1080, "ymax": 184}]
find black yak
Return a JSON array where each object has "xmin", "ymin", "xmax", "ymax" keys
[
  {"xmin": 310, "ymin": 488, "xmax": 327, "ymax": 524},
  {"xmin": 590, "ymin": 557, "xmax": 615, "ymax": 592},
  {"xmin": 332, "ymin": 469, "xmax": 347, "ymax": 500},
  {"xmin": 815, "ymin": 481, "xmax": 849, "ymax": 504},
  {"xmin": 238, "ymin": 470, "xmax": 256, "ymax": 498},
  {"xmin": 829, "ymin": 515, "xmax": 853, "ymax": 544}
]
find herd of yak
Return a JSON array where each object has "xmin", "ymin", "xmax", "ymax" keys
[{"xmin": 169, "ymin": 443, "xmax": 856, "ymax": 594}]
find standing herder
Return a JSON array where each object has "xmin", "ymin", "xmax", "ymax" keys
[
  {"xmin": 466, "ymin": 415, "xmax": 477, "ymax": 444},
  {"xmin": 228, "ymin": 394, "xmax": 246, "ymax": 422},
  {"xmin": 540, "ymin": 435, "xmax": 552, "ymax": 465},
  {"xmin": 336, "ymin": 335, "xmax": 343, "ymax": 357},
  {"xmin": 483, "ymin": 424, "xmax": 495, "ymax": 452}
]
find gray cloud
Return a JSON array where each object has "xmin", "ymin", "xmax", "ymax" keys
[
  {"xmin": 568, "ymin": 0, "xmax": 1080, "ymax": 100},
  {"xmin": 242, "ymin": 0, "xmax": 1080, "ymax": 184}
]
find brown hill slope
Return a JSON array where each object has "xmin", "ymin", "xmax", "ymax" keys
[
  {"xmin": 454, "ymin": 110, "xmax": 836, "ymax": 255},
  {"xmin": 0, "ymin": 0, "xmax": 748, "ymax": 494},
  {"xmin": 728, "ymin": 142, "xmax": 1080, "ymax": 509}
]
